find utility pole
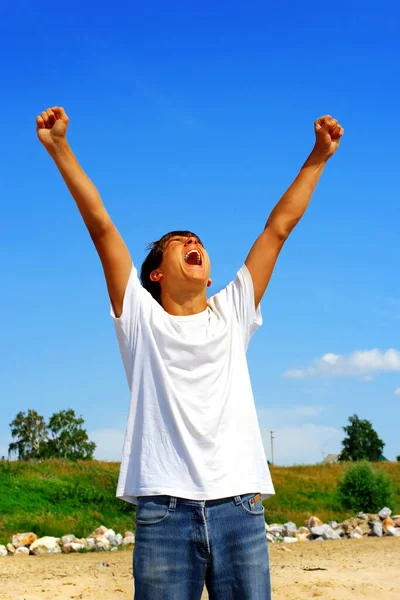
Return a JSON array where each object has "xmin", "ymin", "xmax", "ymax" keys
[{"xmin": 270, "ymin": 431, "xmax": 275, "ymax": 465}]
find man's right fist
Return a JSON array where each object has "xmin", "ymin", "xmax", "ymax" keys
[{"xmin": 36, "ymin": 107, "xmax": 69, "ymax": 150}]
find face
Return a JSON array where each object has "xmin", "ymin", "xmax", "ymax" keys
[{"xmin": 150, "ymin": 235, "xmax": 211, "ymax": 291}]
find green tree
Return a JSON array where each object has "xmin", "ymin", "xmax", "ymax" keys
[
  {"xmin": 338, "ymin": 461, "xmax": 394, "ymax": 512},
  {"xmin": 339, "ymin": 414, "xmax": 384, "ymax": 462},
  {"xmin": 8, "ymin": 410, "xmax": 48, "ymax": 460},
  {"xmin": 44, "ymin": 409, "xmax": 96, "ymax": 460}
]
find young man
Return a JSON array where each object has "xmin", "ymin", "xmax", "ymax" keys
[{"xmin": 36, "ymin": 107, "xmax": 343, "ymax": 600}]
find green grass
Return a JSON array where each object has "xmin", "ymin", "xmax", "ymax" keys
[
  {"xmin": 0, "ymin": 460, "xmax": 399, "ymax": 544},
  {"xmin": 0, "ymin": 460, "xmax": 135, "ymax": 545},
  {"xmin": 266, "ymin": 462, "xmax": 400, "ymax": 525}
]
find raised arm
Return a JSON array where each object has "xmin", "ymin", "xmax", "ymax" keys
[
  {"xmin": 245, "ymin": 115, "xmax": 344, "ymax": 307},
  {"xmin": 36, "ymin": 107, "xmax": 132, "ymax": 317}
]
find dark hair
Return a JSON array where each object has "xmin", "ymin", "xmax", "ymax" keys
[{"xmin": 140, "ymin": 230, "xmax": 204, "ymax": 304}]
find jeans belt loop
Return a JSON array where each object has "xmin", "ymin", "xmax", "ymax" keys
[
  {"xmin": 233, "ymin": 495, "xmax": 242, "ymax": 506},
  {"xmin": 168, "ymin": 496, "xmax": 177, "ymax": 512}
]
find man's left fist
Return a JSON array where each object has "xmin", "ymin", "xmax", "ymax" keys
[{"xmin": 313, "ymin": 115, "xmax": 344, "ymax": 160}]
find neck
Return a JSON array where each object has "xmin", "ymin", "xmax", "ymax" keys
[{"xmin": 161, "ymin": 288, "xmax": 208, "ymax": 316}]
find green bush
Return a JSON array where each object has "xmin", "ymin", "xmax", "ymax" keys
[{"xmin": 337, "ymin": 461, "xmax": 394, "ymax": 512}]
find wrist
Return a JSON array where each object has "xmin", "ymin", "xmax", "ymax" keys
[
  {"xmin": 47, "ymin": 138, "xmax": 70, "ymax": 160},
  {"xmin": 305, "ymin": 146, "xmax": 330, "ymax": 169}
]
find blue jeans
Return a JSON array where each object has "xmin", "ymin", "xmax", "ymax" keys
[{"xmin": 133, "ymin": 493, "xmax": 271, "ymax": 599}]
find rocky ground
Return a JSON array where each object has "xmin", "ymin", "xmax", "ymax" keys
[
  {"xmin": 2, "ymin": 508, "xmax": 399, "ymax": 559},
  {"xmin": 0, "ymin": 537, "xmax": 398, "ymax": 600}
]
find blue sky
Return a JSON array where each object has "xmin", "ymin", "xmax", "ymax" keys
[{"xmin": 1, "ymin": 1, "xmax": 399, "ymax": 465}]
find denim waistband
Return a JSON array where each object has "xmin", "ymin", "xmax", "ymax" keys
[{"xmin": 138, "ymin": 493, "xmax": 258, "ymax": 510}]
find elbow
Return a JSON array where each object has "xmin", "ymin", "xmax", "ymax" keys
[
  {"xmin": 266, "ymin": 217, "xmax": 300, "ymax": 242},
  {"xmin": 88, "ymin": 213, "xmax": 114, "ymax": 241}
]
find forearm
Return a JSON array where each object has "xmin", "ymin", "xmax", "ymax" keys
[
  {"xmin": 48, "ymin": 141, "xmax": 111, "ymax": 238},
  {"xmin": 265, "ymin": 149, "xmax": 327, "ymax": 239}
]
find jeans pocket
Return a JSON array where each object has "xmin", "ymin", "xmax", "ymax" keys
[
  {"xmin": 236, "ymin": 493, "xmax": 265, "ymax": 516},
  {"xmin": 136, "ymin": 496, "xmax": 172, "ymax": 526}
]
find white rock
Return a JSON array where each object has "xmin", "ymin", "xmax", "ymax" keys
[
  {"xmin": 370, "ymin": 522, "xmax": 383, "ymax": 537},
  {"xmin": 122, "ymin": 535, "xmax": 135, "ymax": 546},
  {"xmin": 268, "ymin": 524, "xmax": 284, "ymax": 536},
  {"xmin": 106, "ymin": 530, "xmax": 121, "ymax": 546},
  {"xmin": 15, "ymin": 546, "xmax": 30, "ymax": 555},
  {"xmin": 104, "ymin": 529, "xmax": 116, "ymax": 541},
  {"xmin": 62, "ymin": 542, "xmax": 85, "ymax": 553},
  {"xmin": 107, "ymin": 535, "xmax": 117, "ymax": 546},
  {"xmin": 30, "ymin": 536, "xmax": 62, "ymax": 555},
  {"xmin": 90, "ymin": 526, "xmax": 108, "ymax": 537},
  {"xmin": 95, "ymin": 536, "xmax": 110, "ymax": 552},
  {"xmin": 310, "ymin": 525, "xmax": 328, "ymax": 537},
  {"xmin": 86, "ymin": 538, "xmax": 96, "ymax": 551},
  {"xmin": 266, "ymin": 533, "xmax": 276, "ymax": 543},
  {"xmin": 0, "ymin": 545, "xmax": 7, "ymax": 556},
  {"xmin": 349, "ymin": 527, "xmax": 363, "ymax": 539},
  {"xmin": 111, "ymin": 547, "xmax": 118, "ymax": 552},
  {"xmin": 378, "ymin": 507, "xmax": 392, "ymax": 520},
  {"xmin": 298, "ymin": 527, "xmax": 310, "ymax": 535},
  {"xmin": 310, "ymin": 524, "xmax": 341, "ymax": 540},
  {"xmin": 328, "ymin": 521, "xmax": 339, "ymax": 529},
  {"xmin": 283, "ymin": 522, "xmax": 297, "ymax": 537},
  {"xmin": 386, "ymin": 526, "xmax": 400, "ymax": 537},
  {"xmin": 60, "ymin": 534, "xmax": 76, "ymax": 546},
  {"xmin": 283, "ymin": 536, "xmax": 298, "ymax": 543}
]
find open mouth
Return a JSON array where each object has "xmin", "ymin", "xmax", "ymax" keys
[{"xmin": 184, "ymin": 248, "xmax": 202, "ymax": 266}]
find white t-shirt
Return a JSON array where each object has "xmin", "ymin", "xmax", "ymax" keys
[{"xmin": 112, "ymin": 263, "xmax": 275, "ymax": 504}]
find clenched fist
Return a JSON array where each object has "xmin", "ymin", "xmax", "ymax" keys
[
  {"xmin": 313, "ymin": 115, "xmax": 344, "ymax": 160},
  {"xmin": 36, "ymin": 106, "xmax": 69, "ymax": 151}
]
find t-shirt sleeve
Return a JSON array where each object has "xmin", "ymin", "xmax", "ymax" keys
[
  {"xmin": 110, "ymin": 264, "xmax": 150, "ymax": 347},
  {"xmin": 110, "ymin": 264, "xmax": 155, "ymax": 385},
  {"xmin": 214, "ymin": 264, "xmax": 262, "ymax": 348}
]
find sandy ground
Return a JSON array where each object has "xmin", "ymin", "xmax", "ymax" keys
[{"xmin": 0, "ymin": 538, "xmax": 399, "ymax": 600}]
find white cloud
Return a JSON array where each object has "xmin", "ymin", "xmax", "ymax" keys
[
  {"xmin": 257, "ymin": 405, "xmax": 326, "ymax": 425},
  {"xmin": 395, "ymin": 387, "xmax": 400, "ymax": 396},
  {"xmin": 289, "ymin": 405, "xmax": 325, "ymax": 418},
  {"xmin": 322, "ymin": 353, "xmax": 341, "ymax": 365},
  {"xmin": 256, "ymin": 405, "xmax": 340, "ymax": 465},
  {"xmin": 89, "ymin": 428, "xmax": 125, "ymax": 462},
  {"xmin": 261, "ymin": 424, "xmax": 341, "ymax": 466},
  {"xmin": 283, "ymin": 348, "xmax": 400, "ymax": 379},
  {"xmin": 284, "ymin": 368, "xmax": 306, "ymax": 379}
]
